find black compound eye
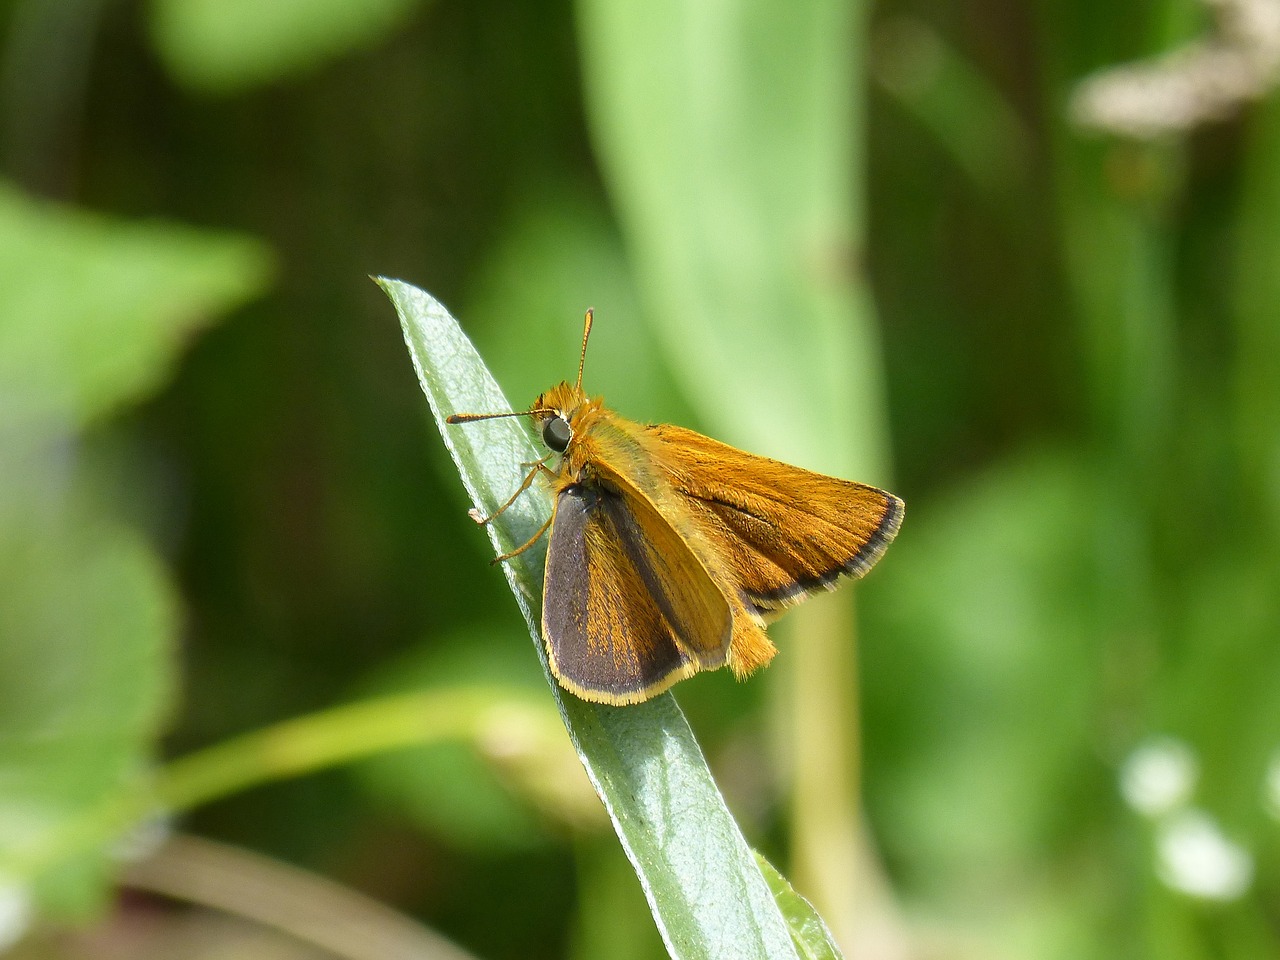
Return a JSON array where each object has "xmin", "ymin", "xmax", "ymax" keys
[{"xmin": 542, "ymin": 415, "xmax": 572, "ymax": 453}]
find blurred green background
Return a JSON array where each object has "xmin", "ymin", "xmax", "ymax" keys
[{"xmin": 2, "ymin": 0, "xmax": 1279, "ymax": 958}]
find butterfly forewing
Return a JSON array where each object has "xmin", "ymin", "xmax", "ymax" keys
[
  {"xmin": 542, "ymin": 482, "xmax": 732, "ymax": 704},
  {"xmin": 644, "ymin": 425, "xmax": 903, "ymax": 610}
]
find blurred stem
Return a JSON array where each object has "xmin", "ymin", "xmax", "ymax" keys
[
  {"xmin": 1049, "ymin": 134, "xmax": 1181, "ymax": 683},
  {"xmin": 783, "ymin": 592, "xmax": 909, "ymax": 957},
  {"xmin": 1231, "ymin": 92, "xmax": 1280, "ymax": 543},
  {"xmin": 157, "ymin": 688, "xmax": 516, "ymax": 810},
  {"xmin": 785, "ymin": 594, "xmax": 859, "ymax": 934},
  {"xmin": 122, "ymin": 832, "xmax": 481, "ymax": 960},
  {"xmin": 9, "ymin": 686, "xmax": 547, "ymax": 881}
]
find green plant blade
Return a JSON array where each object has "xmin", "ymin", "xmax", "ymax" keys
[
  {"xmin": 376, "ymin": 277, "xmax": 800, "ymax": 960},
  {"xmin": 754, "ymin": 852, "xmax": 845, "ymax": 960}
]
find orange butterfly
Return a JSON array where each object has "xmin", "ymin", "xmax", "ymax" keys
[{"xmin": 448, "ymin": 311, "xmax": 903, "ymax": 705}]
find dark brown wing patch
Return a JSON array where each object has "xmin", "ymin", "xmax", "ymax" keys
[
  {"xmin": 542, "ymin": 484, "xmax": 724, "ymax": 704},
  {"xmin": 645, "ymin": 425, "xmax": 904, "ymax": 610}
]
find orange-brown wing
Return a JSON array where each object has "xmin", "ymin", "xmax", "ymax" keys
[
  {"xmin": 643, "ymin": 424, "xmax": 903, "ymax": 611},
  {"xmin": 541, "ymin": 481, "xmax": 732, "ymax": 705}
]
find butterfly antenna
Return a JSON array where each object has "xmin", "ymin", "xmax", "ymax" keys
[
  {"xmin": 446, "ymin": 408, "xmax": 555, "ymax": 424},
  {"xmin": 575, "ymin": 308, "xmax": 594, "ymax": 392}
]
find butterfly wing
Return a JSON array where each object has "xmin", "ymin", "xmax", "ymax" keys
[
  {"xmin": 541, "ymin": 480, "xmax": 733, "ymax": 705},
  {"xmin": 643, "ymin": 424, "xmax": 903, "ymax": 611}
]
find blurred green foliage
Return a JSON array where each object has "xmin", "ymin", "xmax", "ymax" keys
[
  {"xmin": 0, "ymin": 0, "xmax": 1278, "ymax": 957},
  {"xmin": 149, "ymin": 0, "xmax": 426, "ymax": 91},
  {"xmin": 0, "ymin": 186, "xmax": 268, "ymax": 919}
]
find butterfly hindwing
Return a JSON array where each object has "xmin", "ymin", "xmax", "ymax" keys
[
  {"xmin": 541, "ymin": 481, "xmax": 732, "ymax": 704},
  {"xmin": 644, "ymin": 424, "xmax": 903, "ymax": 610}
]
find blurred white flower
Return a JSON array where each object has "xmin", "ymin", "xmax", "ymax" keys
[
  {"xmin": 1071, "ymin": 0, "xmax": 1280, "ymax": 137},
  {"xmin": 0, "ymin": 880, "xmax": 33, "ymax": 952},
  {"xmin": 1157, "ymin": 810, "xmax": 1253, "ymax": 901},
  {"xmin": 1121, "ymin": 737, "xmax": 1198, "ymax": 817}
]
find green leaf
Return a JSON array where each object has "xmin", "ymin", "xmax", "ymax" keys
[
  {"xmin": 377, "ymin": 278, "xmax": 801, "ymax": 960},
  {"xmin": 754, "ymin": 852, "xmax": 845, "ymax": 960},
  {"xmin": 149, "ymin": 0, "xmax": 425, "ymax": 92},
  {"xmin": 0, "ymin": 494, "xmax": 177, "ymax": 919},
  {"xmin": 0, "ymin": 182, "xmax": 271, "ymax": 432}
]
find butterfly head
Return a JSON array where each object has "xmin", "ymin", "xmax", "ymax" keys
[{"xmin": 530, "ymin": 381, "xmax": 590, "ymax": 454}]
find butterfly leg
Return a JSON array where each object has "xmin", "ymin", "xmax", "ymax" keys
[
  {"xmin": 491, "ymin": 513, "xmax": 553, "ymax": 564},
  {"xmin": 468, "ymin": 454, "xmax": 552, "ymax": 525}
]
